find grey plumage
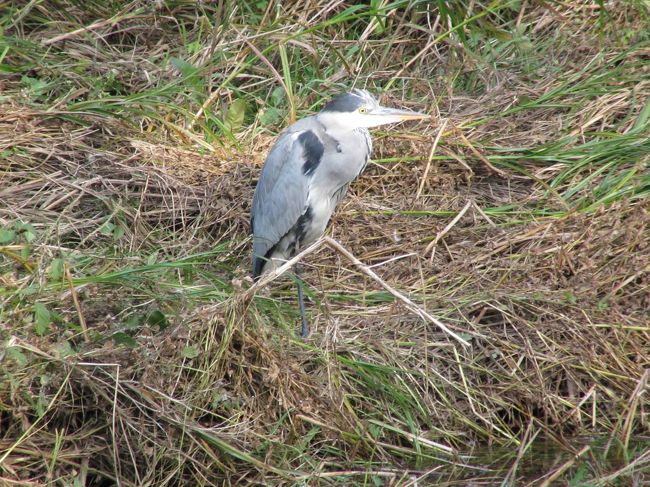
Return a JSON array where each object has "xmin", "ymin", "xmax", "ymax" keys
[
  {"xmin": 252, "ymin": 90, "xmax": 373, "ymax": 277},
  {"xmin": 250, "ymin": 89, "xmax": 428, "ymax": 335}
]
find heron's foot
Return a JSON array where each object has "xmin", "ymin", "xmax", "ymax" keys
[
  {"xmin": 300, "ymin": 313, "xmax": 309, "ymax": 338},
  {"xmin": 295, "ymin": 264, "xmax": 310, "ymax": 338},
  {"xmin": 296, "ymin": 276, "xmax": 310, "ymax": 338}
]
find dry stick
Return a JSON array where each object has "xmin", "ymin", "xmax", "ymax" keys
[
  {"xmin": 592, "ymin": 449, "xmax": 650, "ymax": 487},
  {"xmin": 454, "ymin": 126, "xmax": 508, "ymax": 177},
  {"xmin": 242, "ymin": 238, "xmax": 326, "ymax": 301},
  {"xmin": 386, "ymin": 33, "xmax": 438, "ymax": 91},
  {"xmin": 188, "ymin": 33, "xmax": 294, "ymax": 131},
  {"xmin": 608, "ymin": 262, "xmax": 650, "ymax": 298},
  {"xmin": 243, "ymin": 237, "xmax": 470, "ymax": 347},
  {"xmin": 424, "ymin": 199, "xmax": 472, "ymax": 262},
  {"xmin": 42, "ymin": 11, "xmax": 138, "ymax": 45},
  {"xmin": 538, "ymin": 445, "xmax": 590, "ymax": 487},
  {"xmin": 472, "ymin": 200, "xmax": 498, "ymax": 228},
  {"xmin": 502, "ymin": 421, "xmax": 539, "ymax": 486},
  {"xmin": 621, "ymin": 368, "xmax": 649, "ymax": 450},
  {"xmin": 188, "ymin": 88, "xmax": 224, "ymax": 133},
  {"xmin": 416, "ymin": 118, "xmax": 448, "ymax": 200},
  {"xmin": 64, "ymin": 263, "xmax": 89, "ymax": 343},
  {"xmin": 442, "ymin": 146, "xmax": 473, "ymax": 175},
  {"xmin": 470, "ymin": 222, "xmax": 552, "ymax": 264},
  {"xmin": 241, "ymin": 36, "xmax": 295, "ymax": 122},
  {"xmin": 322, "ymin": 237, "xmax": 470, "ymax": 348},
  {"xmin": 516, "ymin": 0, "xmax": 529, "ymax": 27},
  {"xmin": 0, "ymin": 246, "xmax": 34, "ymax": 272},
  {"xmin": 358, "ymin": 0, "xmax": 390, "ymax": 42}
]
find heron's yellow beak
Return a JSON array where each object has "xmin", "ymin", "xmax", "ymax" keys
[{"xmin": 374, "ymin": 107, "xmax": 430, "ymax": 121}]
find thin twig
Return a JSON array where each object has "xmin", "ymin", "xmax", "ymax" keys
[
  {"xmin": 241, "ymin": 238, "xmax": 326, "ymax": 300},
  {"xmin": 539, "ymin": 445, "xmax": 590, "ymax": 487},
  {"xmin": 455, "ymin": 126, "xmax": 508, "ymax": 177},
  {"xmin": 386, "ymin": 34, "xmax": 438, "ymax": 91},
  {"xmin": 442, "ymin": 146, "xmax": 473, "ymax": 175},
  {"xmin": 42, "ymin": 11, "xmax": 141, "ymax": 45},
  {"xmin": 323, "ymin": 237, "xmax": 470, "ymax": 347},
  {"xmin": 620, "ymin": 368, "xmax": 648, "ymax": 450},
  {"xmin": 472, "ymin": 200, "xmax": 498, "ymax": 228},
  {"xmin": 241, "ymin": 36, "xmax": 295, "ymax": 122},
  {"xmin": 64, "ymin": 263, "xmax": 89, "ymax": 343},
  {"xmin": 243, "ymin": 236, "xmax": 470, "ymax": 347},
  {"xmin": 425, "ymin": 199, "xmax": 472, "ymax": 261},
  {"xmin": 416, "ymin": 118, "xmax": 448, "ymax": 199},
  {"xmin": 591, "ymin": 448, "xmax": 650, "ymax": 487}
]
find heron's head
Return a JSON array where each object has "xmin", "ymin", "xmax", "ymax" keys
[{"xmin": 317, "ymin": 89, "xmax": 429, "ymax": 130}]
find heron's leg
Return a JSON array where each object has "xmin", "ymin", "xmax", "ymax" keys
[{"xmin": 294, "ymin": 264, "xmax": 309, "ymax": 338}]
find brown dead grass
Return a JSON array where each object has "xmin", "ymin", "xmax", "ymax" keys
[
  {"xmin": 2, "ymin": 94, "xmax": 649, "ymax": 486},
  {"xmin": 1, "ymin": 1, "xmax": 649, "ymax": 485}
]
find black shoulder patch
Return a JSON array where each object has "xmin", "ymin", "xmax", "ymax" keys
[{"xmin": 299, "ymin": 131, "xmax": 324, "ymax": 176}]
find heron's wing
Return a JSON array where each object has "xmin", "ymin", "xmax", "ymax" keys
[{"xmin": 251, "ymin": 123, "xmax": 316, "ymax": 275}]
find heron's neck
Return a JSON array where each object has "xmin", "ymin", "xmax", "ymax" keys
[
  {"xmin": 316, "ymin": 113, "xmax": 360, "ymax": 138},
  {"xmin": 321, "ymin": 123, "xmax": 368, "ymax": 143}
]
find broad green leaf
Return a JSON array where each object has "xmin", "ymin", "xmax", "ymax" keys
[
  {"xmin": 260, "ymin": 106, "xmax": 283, "ymax": 126},
  {"xmin": 146, "ymin": 310, "xmax": 168, "ymax": 330},
  {"xmin": 125, "ymin": 315, "xmax": 141, "ymax": 329},
  {"xmin": 112, "ymin": 332, "xmax": 137, "ymax": 348},
  {"xmin": 0, "ymin": 228, "xmax": 15, "ymax": 244},
  {"xmin": 48, "ymin": 258, "xmax": 64, "ymax": 280},
  {"xmin": 21, "ymin": 76, "xmax": 48, "ymax": 96},
  {"xmin": 35, "ymin": 392, "xmax": 47, "ymax": 417},
  {"xmin": 34, "ymin": 302, "xmax": 51, "ymax": 335},
  {"xmin": 16, "ymin": 222, "xmax": 36, "ymax": 242},
  {"xmin": 224, "ymin": 98, "xmax": 247, "ymax": 131},
  {"xmin": 112, "ymin": 225, "xmax": 125, "ymax": 240},
  {"xmin": 270, "ymin": 86, "xmax": 285, "ymax": 106},
  {"xmin": 182, "ymin": 345, "xmax": 200, "ymax": 359},
  {"xmin": 20, "ymin": 246, "xmax": 30, "ymax": 260},
  {"xmin": 98, "ymin": 221, "xmax": 115, "ymax": 236},
  {"xmin": 5, "ymin": 346, "xmax": 28, "ymax": 366},
  {"xmin": 170, "ymin": 57, "xmax": 203, "ymax": 92},
  {"xmin": 55, "ymin": 341, "xmax": 76, "ymax": 358}
]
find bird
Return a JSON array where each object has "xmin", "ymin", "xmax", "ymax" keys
[{"xmin": 251, "ymin": 89, "xmax": 429, "ymax": 337}]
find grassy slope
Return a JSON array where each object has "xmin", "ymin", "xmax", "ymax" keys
[{"xmin": 1, "ymin": 1, "xmax": 649, "ymax": 485}]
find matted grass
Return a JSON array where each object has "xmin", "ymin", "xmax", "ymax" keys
[{"xmin": 1, "ymin": 1, "xmax": 649, "ymax": 485}]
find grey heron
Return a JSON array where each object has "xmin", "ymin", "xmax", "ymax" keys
[{"xmin": 251, "ymin": 89, "xmax": 429, "ymax": 337}]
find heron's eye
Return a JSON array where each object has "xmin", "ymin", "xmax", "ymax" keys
[{"xmin": 359, "ymin": 107, "xmax": 367, "ymax": 114}]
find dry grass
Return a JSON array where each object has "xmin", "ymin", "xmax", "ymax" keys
[{"xmin": 1, "ymin": 1, "xmax": 649, "ymax": 485}]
